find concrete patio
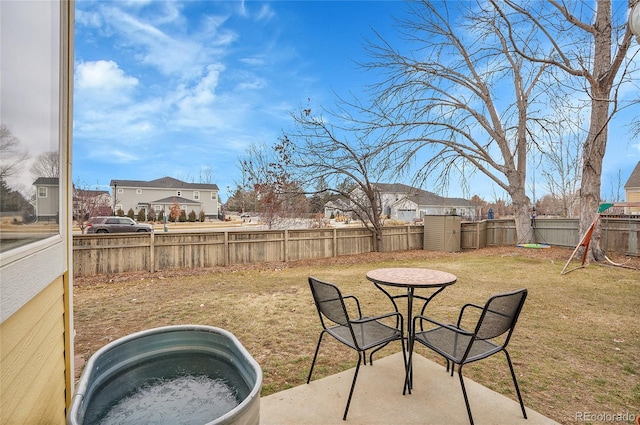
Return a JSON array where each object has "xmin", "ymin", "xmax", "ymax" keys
[{"xmin": 260, "ymin": 352, "xmax": 560, "ymax": 425}]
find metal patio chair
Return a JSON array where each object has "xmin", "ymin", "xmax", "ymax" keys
[
  {"xmin": 307, "ymin": 276, "xmax": 407, "ymax": 421},
  {"xmin": 409, "ymin": 288, "xmax": 528, "ymax": 425}
]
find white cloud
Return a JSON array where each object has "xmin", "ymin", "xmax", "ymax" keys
[
  {"xmin": 76, "ymin": 60, "xmax": 138, "ymax": 91},
  {"xmin": 255, "ymin": 4, "xmax": 275, "ymax": 21},
  {"xmin": 75, "ymin": 9, "xmax": 103, "ymax": 29},
  {"xmin": 95, "ymin": 4, "xmax": 236, "ymax": 81}
]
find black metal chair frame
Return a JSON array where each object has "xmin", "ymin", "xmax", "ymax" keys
[
  {"xmin": 409, "ymin": 288, "xmax": 528, "ymax": 425},
  {"xmin": 307, "ymin": 276, "xmax": 407, "ymax": 420}
]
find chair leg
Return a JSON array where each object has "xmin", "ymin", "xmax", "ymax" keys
[
  {"xmin": 307, "ymin": 331, "xmax": 326, "ymax": 384},
  {"xmin": 457, "ymin": 364, "xmax": 475, "ymax": 425},
  {"xmin": 504, "ymin": 350, "xmax": 527, "ymax": 419},
  {"xmin": 343, "ymin": 351, "xmax": 363, "ymax": 420},
  {"xmin": 368, "ymin": 341, "xmax": 392, "ymax": 365}
]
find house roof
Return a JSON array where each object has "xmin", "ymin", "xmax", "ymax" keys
[
  {"xmin": 375, "ymin": 182, "xmax": 474, "ymax": 207},
  {"xmin": 75, "ymin": 189, "xmax": 109, "ymax": 197},
  {"xmin": 624, "ymin": 161, "xmax": 640, "ymax": 189},
  {"xmin": 33, "ymin": 177, "xmax": 59, "ymax": 186},
  {"xmin": 152, "ymin": 196, "xmax": 202, "ymax": 205},
  {"xmin": 110, "ymin": 176, "xmax": 219, "ymax": 191},
  {"xmin": 325, "ymin": 199, "xmax": 350, "ymax": 210}
]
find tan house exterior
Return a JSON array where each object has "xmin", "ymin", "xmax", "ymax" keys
[
  {"xmin": 110, "ymin": 177, "xmax": 220, "ymax": 220},
  {"xmin": 624, "ymin": 161, "xmax": 640, "ymax": 215},
  {"xmin": 1, "ymin": 2, "xmax": 74, "ymax": 424}
]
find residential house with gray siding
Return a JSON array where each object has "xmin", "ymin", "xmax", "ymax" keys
[
  {"xmin": 33, "ymin": 177, "xmax": 60, "ymax": 223},
  {"xmin": 110, "ymin": 177, "xmax": 220, "ymax": 220},
  {"xmin": 341, "ymin": 183, "xmax": 478, "ymax": 222}
]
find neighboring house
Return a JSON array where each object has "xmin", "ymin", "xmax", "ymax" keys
[
  {"xmin": 624, "ymin": 161, "xmax": 640, "ymax": 215},
  {"xmin": 336, "ymin": 183, "xmax": 478, "ymax": 222},
  {"xmin": 324, "ymin": 198, "xmax": 351, "ymax": 219},
  {"xmin": 73, "ymin": 188, "xmax": 111, "ymax": 219},
  {"xmin": 33, "ymin": 177, "xmax": 60, "ymax": 223},
  {"xmin": 110, "ymin": 177, "xmax": 220, "ymax": 220}
]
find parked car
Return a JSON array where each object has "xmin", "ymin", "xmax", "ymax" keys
[{"xmin": 86, "ymin": 216, "xmax": 154, "ymax": 234}]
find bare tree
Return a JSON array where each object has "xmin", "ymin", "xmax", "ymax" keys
[
  {"xmin": 239, "ymin": 143, "xmax": 309, "ymax": 229},
  {"xmin": 493, "ymin": 0, "xmax": 637, "ymax": 259},
  {"xmin": 282, "ymin": 111, "xmax": 401, "ymax": 252},
  {"xmin": 198, "ymin": 165, "xmax": 215, "ymax": 184},
  {"xmin": 73, "ymin": 180, "xmax": 112, "ymax": 233},
  {"xmin": 361, "ymin": 1, "xmax": 552, "ymax": 242},
  {"xmin": 536, "ymin": 104, "xmax": 583, "ymax": 218},
  {"xmin": 0, "ymin": 124, "xmax": 30, "ymax": 183},
  {"xmin": 30, "ymin": 151, "xmax": 59, "ymax": 178}
]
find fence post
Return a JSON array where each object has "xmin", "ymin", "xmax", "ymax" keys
[
  {"xmin": 284, "ymin": 229, "xmax": 289, "ymax": 262},
  {"xmin": 407, "ymin": 225, "xmax": 410, "ymax": 249},
  {"xmin": 333, "ymin": 228, "xmax": 337, "ymax": 257},
  {"xmin": 149, "ymin": 232, "xmax": 155, "ymax": 273},
  {"xmin": 224, "ymin": 231, "xmax": 229, "ymax": 266}
]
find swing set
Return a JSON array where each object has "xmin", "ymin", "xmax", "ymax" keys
[
  {"xmin": 561, "ymin": 202, "xmax": 640, "ymax": 274},
  {"xmin": 516, "ymin": 207, "xmax": 551, "ymax": 249}
]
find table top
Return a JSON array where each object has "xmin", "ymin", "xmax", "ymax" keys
[{"xmin": 366, "ymin": 267, "xmax": 457, "ymax": 288}]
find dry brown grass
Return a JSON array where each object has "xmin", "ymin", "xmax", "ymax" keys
[{"xmin": 73, "ymin": 246, "xmax": 640, "ymax": 425}]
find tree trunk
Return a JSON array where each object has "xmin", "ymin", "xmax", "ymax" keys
[
  {"xmin": 578, "ymin": 0, "xmax": 613, "ymax": 262},
  {"xmin": 511, "ymin": 190, "xmax": 533, "ymax": 245}
]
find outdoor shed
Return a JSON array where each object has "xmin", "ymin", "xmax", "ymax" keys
[{"xmin": 423, "ymin": 215, "xmax": 461, "ymax": 252}]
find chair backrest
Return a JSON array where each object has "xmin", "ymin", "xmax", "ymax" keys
[
  {"xmin": 308, "ymin": 276, "xmax": 351, "ymax": 327},
  {"xmin": 474, "ymin": 289, "xmax": 527, "ymax": 342}
]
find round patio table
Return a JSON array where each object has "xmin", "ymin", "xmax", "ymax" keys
[{"xmin": 366, "ymin": 267, "xmax": 457, "ymax": 393}]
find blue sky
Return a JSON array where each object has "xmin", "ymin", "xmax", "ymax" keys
[{"xmin": 72, "ymin": 0, "xmax": 640, "ymax": 203}]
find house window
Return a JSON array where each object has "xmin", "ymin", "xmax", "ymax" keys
[
  {"xmin": 211, "ymin": 192, "xmax": 216, "ymax": 200},
  {"xmin": 193, "ymin": 191, "xmax": 200, "ymax": 200},
  {"xmin": 0, "ymin": 0, "xmax": 69, "ymax": 254},
  {"xmin": 154, "ymin": 205, "xmax": 161, "ymax": 212},
  {"xmin": 136, "ymin": 189, "xmax": 142, "ymax": 194}
]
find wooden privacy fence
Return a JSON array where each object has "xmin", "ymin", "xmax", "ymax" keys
[
  {"xmin": 73, "ymin": 218, "xmax": 639, "ymax": 276},
  {"xmin": 73, "ymin": 226, "xmax": 424, "ymax": 276}
]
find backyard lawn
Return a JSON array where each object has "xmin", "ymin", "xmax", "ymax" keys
[{"xmin": 73, "ymin": 246, "xmax": 639, "ymax": 425}]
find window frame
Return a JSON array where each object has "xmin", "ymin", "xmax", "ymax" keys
[{"xmin": 0, "ymin": 0, "xmax": 73, "ymax": 322}]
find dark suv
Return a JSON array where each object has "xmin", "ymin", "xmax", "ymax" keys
[{"xmin": 86, "ymin": 216, "xmax": 154, "ymax": 234}]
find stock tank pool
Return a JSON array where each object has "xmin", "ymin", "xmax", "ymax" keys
[{"xmin": 68, "ymin": 325, "xmax": 262, "ymax": 425}]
